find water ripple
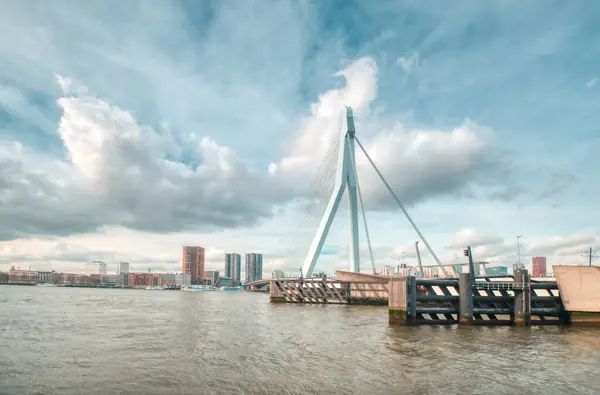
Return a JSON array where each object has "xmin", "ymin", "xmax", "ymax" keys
[{"xmin": 1, "ymin": 286, "xmax": 599, "ymax": 394}]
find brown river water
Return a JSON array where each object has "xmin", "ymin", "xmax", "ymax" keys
[{"xmin": 1, "ymin": 286, "xmax": 599, "ymax": 394}]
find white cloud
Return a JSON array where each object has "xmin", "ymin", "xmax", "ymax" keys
[
  {"xmin": 586, "ymin": 78, "xmax": 597, "ymax": 88},
  {"xmin": 449, "ymin": 228, "xmax": 504, "ymax": 249},
  {"xmin": 0, "ymin": 76, "xmax": 283, "ymax": 240},
  {"xmin": 269, "ymin": 57, "xmax": 498, "ymax": 210},
  {"xmin": 396, "ymin": 53, "xmax": 420, "ymax": 74}
]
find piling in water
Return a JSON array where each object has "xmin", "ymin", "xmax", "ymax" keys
[{"xmin": 459, "ymin": 273, "xmax": 473, "ymax": 325}]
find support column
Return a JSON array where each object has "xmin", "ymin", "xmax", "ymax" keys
[
  {"xmin": 388, "ymin": 277, "xmax": 408, "ymax": 325},
  {"xmin": 269, "ymin": 280, "xmax": 286, "ymax": 303},
  {"xmin": 513, "ymin": 269, "xmax": 531, "ymax": 326},
  {"xmin": 407, "ymin": 276, "xmax": 417, "ymax": 324},
  {"xmin": 459, "ymin": 273, "xmax": 473, "ymax": 325}
]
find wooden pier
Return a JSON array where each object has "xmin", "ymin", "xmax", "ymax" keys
[{"xmin": 269, "ymin": 277, "xmax": 388, "ymax": 305}]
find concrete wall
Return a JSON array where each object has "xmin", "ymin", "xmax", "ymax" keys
[
  {"xmin": 336, "ymin": 270, "xmax": 389, "ymax": 283},
  {"xmin": 553, "ymin": 265, "xmax": 600, "ymax": 313}
]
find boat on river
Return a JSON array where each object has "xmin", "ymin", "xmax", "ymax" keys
[
  {"xmin": 181, "ymin": 285, "xmax": 216, "ymax": 292},
  {"xmin": 218, "ymin": 286, "xmax": 243, "ymax": 291}
]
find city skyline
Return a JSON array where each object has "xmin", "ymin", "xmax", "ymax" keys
[{"xmin": 0, "ymin": 2, "xmax": 599, "ymax": 277}]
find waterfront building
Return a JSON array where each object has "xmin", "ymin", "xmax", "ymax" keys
[
  {"xmin": 245, "ymin": 253, "xmax": 263, "ymax": 283},
  {"xmin": 205, "ymin": 270, "xmax": 220, "ymax": 286},
  {"xmin": 182, "ymin": 246, "xmax": 205, "ymax": 284},
  {"xmin": 487, "ymin": 266, "xmax": 509, "ymax": 276},
  {"xmin": 117, "ymin": 262, "xmax": 130, "ymax": 275},
  {"xmin": 97, "ymin": 261, "xmax": 107, "ymax": 276},
  {"xmin": 224, "ymin": 253, "xmax": 241, "ymax": 285},
  {"xmin": 38, "ymin": 271, "xmax": 60, "ymax": 284},
  {"xmin": 532, "ymin": 257, "xmax": 547, "ymax": 277},
  {"xmin": 7, "ymin": 267, "xmax": 38, "ymax": 284},
  {"xmin": 161, "ymin": 272, "xmax": 191, "ymax": 287},
  {"xmin": 217, "ymin": 276, "xmax": 233, "ymax": 287}
]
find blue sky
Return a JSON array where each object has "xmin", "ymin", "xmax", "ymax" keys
[{"xmin": 0, "ymin": 0, "xmax": 599, "ymax": 275}]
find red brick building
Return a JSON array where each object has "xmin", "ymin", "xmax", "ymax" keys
[
  {"xmin": 532, "ymin": 256, "xmax": 547, "ymax": 278},
  {"xmin": 182, "ymin": 246, "xmax": 205, "ymax": 284}
]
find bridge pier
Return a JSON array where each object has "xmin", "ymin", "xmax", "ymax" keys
[
  {"xmin": 269, "ymin": 280, "xmax": 286, "ymax": 303},
  {"xmin": 459, "ymin": 273, "xmax": 473, "ymax": 325},
  {"xmin": 513, "ymin": 269, "xmax": 531, "ymax": 327},
  {"xmin": 388, "ymin": 277, "xmax": 416, "ymax": 325}
]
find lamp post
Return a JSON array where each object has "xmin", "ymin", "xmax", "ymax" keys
[{"xmin": 516, "ymin": 235, "xmax": 522, "ymax": 270}]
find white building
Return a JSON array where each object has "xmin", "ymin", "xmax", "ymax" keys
[
  {"xmin": 117, "ymin": 262, "xmax": 130, "ymax": 275},
  {"xmin": 175, "ymin": 272, "xmax": 191, "ymax": 286},
  {"xmin": 380, "ymin": 265, "xmax": 394, "ymax": 276},
  {"xmin": 94, "ymin": 261, "xmax": 107, "ymax": 276},
  {"xmin": 423, "ymin": 267, "xmax": 439, "ymax": 278}
]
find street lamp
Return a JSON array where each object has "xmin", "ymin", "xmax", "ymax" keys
[{"xmin": 516, "ymin": 235, "xmax": 522, "ymax": 269}]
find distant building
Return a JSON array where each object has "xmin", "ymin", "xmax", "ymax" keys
[
  {"xmin": 224, "ymin": 253, "xmax": 241, "ymax": 285},
  {"xmin": 8, "ymin": 267, "xmax": 37, "ymax": 284},
  {"xmin": 272, "ymin": 270, "xmax": 285, "ymax": 279},
  {"xmin": 96, "ymin": 261, "xmax": 107, "ymax": 276},
  {"xmin": 117, "ymin": 262, "xmax": 130, "ymax": 275},
  {"xmin": 160, "ymin": 272, "xmax": 191, "ymax": 287},
  {"xmin": 245, "ymin": 253, "xmax": 263, "ymax": 283},
  {"xmin": 532, "ymin": 257, "xmax": 547, "ymax": 278},
  {"xmin": 486, "ymin": 266, "xmax": 509, "ymax": 276},
  {"xmin": 380, "ymin": 265, "xmax": 394, "ymax": 276},
  {"xmin": 38, "ymin": 271, "xmax": 60, "ymax": 284},
  {"xmin": 423, "ymin": 267, "xmax": 439, "ymax": 278},
  {"xmin": 182, "ymin": 246, "xmax": 205, "ymax": 284},
  {"xmin": 217, "ymin": 276, "xmax": 233, "ymax": 287},
  {"xmin": 205, "ymin": 270, "xmax": 220, "ymax": 286}
]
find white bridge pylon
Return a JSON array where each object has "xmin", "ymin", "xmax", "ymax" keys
[
  {"xmin": 301, "ymin": 107, "xmax": 362, "ymax": 278},
  {"xmin": 301, "ymin": 107, "xmax": 449, "ymax": 279}
]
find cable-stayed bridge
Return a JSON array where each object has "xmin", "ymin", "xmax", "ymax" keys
[{"xmin": 246, "ymin": 106, "xmax": 461, "ymax": 293}]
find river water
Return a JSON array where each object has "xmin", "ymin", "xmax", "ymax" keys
[{"xmin": 1, "ymin": 286, "xmax": 599, "ymax": 395}]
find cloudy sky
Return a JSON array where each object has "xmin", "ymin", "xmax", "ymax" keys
[{"xmin": 1, "ymin": 0, "xmax": 599, "ymax": 276}]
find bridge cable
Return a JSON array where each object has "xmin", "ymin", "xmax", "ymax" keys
[
  {"xmin": 347, "ymin": 140, "xmax": 376, "ymax": 275},
  {"xmin": 280, "ymin": 119, "xmax": 343, "ymax": 274},
  {"xmin": 280, "ymin": 133, "xmax": 338, "ymax": 268},
  {"xmin": 354, "ymin": 136, "xmax": 449, "ymax": 277}
]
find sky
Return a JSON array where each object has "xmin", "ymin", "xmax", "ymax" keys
[{"xmin": 1, "ymin": 0, "xmax": 599, "ymax": 277}]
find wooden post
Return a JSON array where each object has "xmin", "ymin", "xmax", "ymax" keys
[
  {"xmin": 269, "ymin": 280, "xmax": 286, "ymax": 303},
  {"xmin": 407, "ymin": 276, "xmax": 417, "ymax": 324},
  {"xmin": 388, "ymin": 277, "xmax": 408, "ymax": 325},
  {"xmin": 459, "ymin": 272, "xmax": 473, "ymax": 325},
  {"xmin": 513, "ymin": 269, "xmax": 531, "ymax": 326}
]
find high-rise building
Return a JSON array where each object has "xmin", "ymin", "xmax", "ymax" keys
[
  {"xmin": 117, "ymin": 262, "xmax": 130, "ymax": 275},
  {"xmin": 245, "ymin": 253, "xmax": 263, "ymax": 283},
  {"xmin": 94, "ymin": 261, "xmax": 107, "ymax": 276},
  {"xmin": 205, "ymin": 270, "xmax": 220, "ymax": 286},
  {"xmin": 224, "ymin": 253, "xmax": 241, "ymax": 285},
  {"xmin": 182, "ymin": 246, "xmax": 205, "ymax": 284},
  {"xmin": 532, "ymin": 256, "xmax": 547, "ymax": 278}
]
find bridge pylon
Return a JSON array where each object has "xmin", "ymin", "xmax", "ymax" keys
[{"xmin": 301, "ymin": 107, "xmax": 360, "ymax": 278}]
